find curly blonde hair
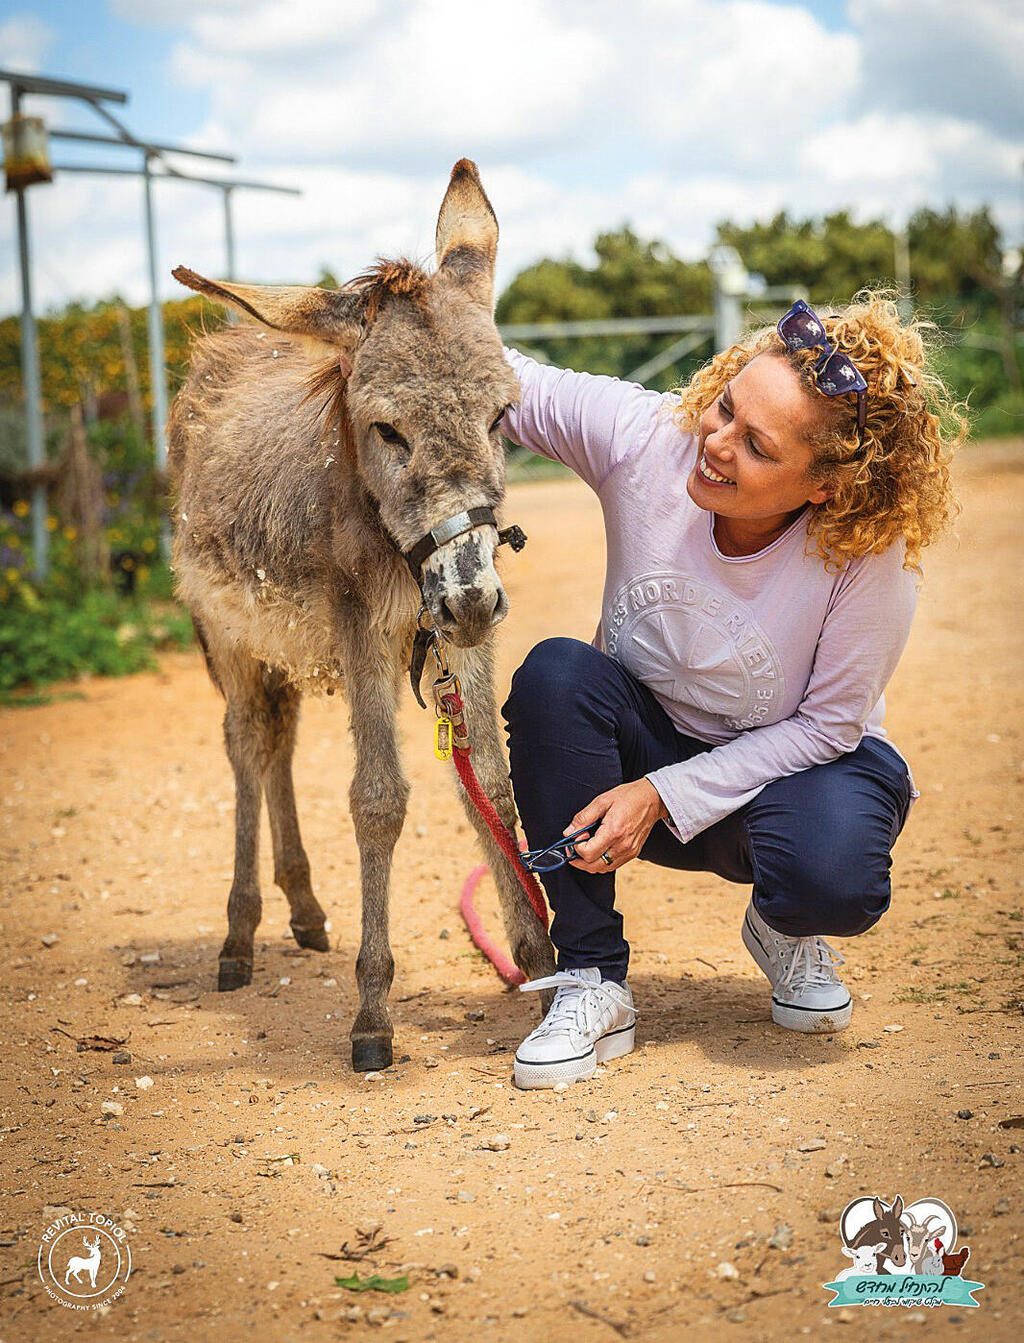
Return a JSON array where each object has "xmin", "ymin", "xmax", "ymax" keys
[{"xmin": 673, "ymin": 289, "xmax": 966, "ymax": 572}]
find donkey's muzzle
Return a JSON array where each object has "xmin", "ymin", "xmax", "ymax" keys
[
  {"xmin": 436, "ymin": 583, "xmax": 509, "ymax": 645},
  {"xmin": 422, "ymin": 530, "xmax": 508, "ymax": 647}
]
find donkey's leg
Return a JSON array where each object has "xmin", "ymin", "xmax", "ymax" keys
[
  {"xmin": 217, "ymin": 654, "xmax": 275, "ymax": 991},
  {"xmin": 456, "ymin": 641, "xmax": 556, "ymax": 984},
  {"xmin": 261, "ymin": 670, "xmax": 329, "ymax": 952},
  {"xmin": 341, "ymin": 624, "xmax": 409, "ymax": 1071}
]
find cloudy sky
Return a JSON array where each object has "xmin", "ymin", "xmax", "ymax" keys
[{"xmin": 1, "ymin": 0, "xmax": 1021, "ymax": 316}]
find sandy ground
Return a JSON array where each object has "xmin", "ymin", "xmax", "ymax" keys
[{"xmin": 0, "ymin": 442, "xmax": 1021, "ymax": 1343}]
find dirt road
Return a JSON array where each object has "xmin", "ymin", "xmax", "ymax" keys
[{"xmin": 1, "ymin": 443, "xmax": 1021, "ymax": 1341}]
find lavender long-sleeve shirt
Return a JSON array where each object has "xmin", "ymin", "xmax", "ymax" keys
[{"xmin": 501, "ymin": 348, "xmax": 919, "ymax": 842}]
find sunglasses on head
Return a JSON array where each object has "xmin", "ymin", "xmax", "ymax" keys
[{"xmin": 776, "ymin": 299, "xmax": 868, "ymax": 446}]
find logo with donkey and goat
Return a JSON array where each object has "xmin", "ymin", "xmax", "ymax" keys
[{"xmin": 823, "ymin": 1195, "xmax": 984, "ymax": 1309}]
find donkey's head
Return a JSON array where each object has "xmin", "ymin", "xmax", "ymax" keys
[
  {"xmin": 849, "ymin": 1196, "xmax": 907, "ymax": 1268},
  {"xmin": 173, "ymin": 159, "xmax": 518, "ymax": 647}
]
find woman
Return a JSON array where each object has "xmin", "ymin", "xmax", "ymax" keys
[{"xmin": 499, "ymin": 291, "xmax": 964, "ymax": 1090}]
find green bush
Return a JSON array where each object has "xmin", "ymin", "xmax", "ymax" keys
[{"xmin": 0, "ymin": 584, "xmax": 193, "ymax": 698}]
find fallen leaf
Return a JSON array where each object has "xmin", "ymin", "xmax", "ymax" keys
[{"xmin": 335, "ymin": 1272, "xmax": 409, "ymax": 1294}]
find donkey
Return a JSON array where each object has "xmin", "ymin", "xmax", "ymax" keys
[
  {"xmin": 847, "ymin": 1196, "xmax": 908, "ymax": 1275},
  {"xmin": 167, "ymin": 160, "xmax": 554, "ymax": 1071}
]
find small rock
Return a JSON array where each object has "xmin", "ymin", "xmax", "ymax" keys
[
  {"xmin": 464, "ymin": 1009, "xmax": 484, "ymax": 1022},
  {"xmin": 414, "ymin": 1114, "xmax": 436, "ymax": 1125},
  {"xmin": 435, "ymin": 1263, "xmax": 458, "ymax": 1279},
  {"xmin": 716, "ymin": 1260, "xmax": 739, "ymax": 1279},
  {"xmin": 41, "ymin": 933, "xmax": 59, "ymax": 948},
  {"xmin": 726, "ymin": 1307, "xmax": 747, "ymax": 1323},
  {"xmin": 439, "ymin": 929, "xmax": 449, "ymax": 940},
  {"xmin": 119, "ymin": 993, "xmax": 144, "ymax": 1007},
  {"xmin": 135, "ymin": 1076, "xmax": 154, "ymax": 1091},
  {"xmin": 643, "ymin": 1270, "xmax": 656, "ymax": 1283},
  {"xmin": 479, "ymin": 1134, "xmax": 511, "ymax": 1152},
  {"xmin": 957, "ymin": 1109, "xmax": 974, "ymax": 1120},
  {"xmin": 231, "ymin": 1212, "xmax": 243, "ymax": 1223},
  {"xmin": 768, "ymin": 1223, "xmax": 793, "ymax": 1250},
  {"xmin": 993, "ymin": 1197, "xmax": 1010, "ymax": 1216},
  {"xmin": 857, "ymin": 1040, "xmax": 880, "ymax": 1049},
  {"xmin": 457, "ymin": 1191, "xmax": 475, "ymax": 1203},
  {"xmin": 635, "ymin": 1235, "xmax": 651, "ymax": 1246},
  {"xmin": 980, "ymin": 1153, "xmax": 1005, "ymax": 1168},
  {"xmin": 101, "ymin": 1100, "xmax": 123, "ymax": 1117},
  {"xmin": 553, "ymin": 1082, "xmax": 569, "ymax": 1093},
  {"xmin": 112, "ymin": 1051, "xmax": 131, "ymax": 1065},
  {"xmin": 825, "ymin": 1157, "xmax": 846, "ymax": 1178},
  {"xmin": 883, "ymin": 1024, "xmax": 904, "ymax": 1033},
  {"xmin": 798, "ymin": 1139, "xmax": 826, "ymax": 1152}
]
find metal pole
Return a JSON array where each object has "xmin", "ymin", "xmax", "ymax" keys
[
  {"xmin": 223, "ymin": 186, "xmax": 239, "ymax": 324},
  {"xmin": 11, "ymin": 83, "xmax": 48, "ymax": 580},
  {"xmin": 141, "ymin": 152, "xmax": 170, "ymax": 560},
  {"xmin": 223, "ymin": 186, "xmax": 236, "ymax": 278},
  {"xmin": 894, "ymin": 222, "xmax": 912, "ymax": 321}
]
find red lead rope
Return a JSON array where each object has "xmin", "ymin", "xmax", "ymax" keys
[{"xmin": 439, "ymin": 687, "xmax": 549, "ymax": 985}]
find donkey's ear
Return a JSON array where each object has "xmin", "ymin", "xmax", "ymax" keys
[
  {"xmin": 434, "ymin": 158, "xmax": 498, "ymax": 309},
  {"xmin": 172, "ymin": 267, "xmax": 364, "ymax": 353}
]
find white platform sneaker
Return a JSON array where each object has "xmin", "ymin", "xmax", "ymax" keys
[
  {"xmin": 514, "ymin": 967, "xmax": 636, "ymax": 1089},
  {"xmin": 741, "ymin": 899, "xmax": 852, "ymax": 1033}
]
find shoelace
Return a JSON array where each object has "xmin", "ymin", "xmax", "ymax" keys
[
  {"xmin": 519, "ymin": 971, "xmax": 634, "ymax": 1039},
  {"xmin": 779, "ymin": 936, "xmax": 846, "ymax": 990}
]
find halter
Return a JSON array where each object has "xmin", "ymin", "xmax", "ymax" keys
[
  {"xmin": 401, "ymin": 505, "xmax": 526, "ymax": 580},
  {"xmin": 403, "ymin": 505, "xmax": 527, "ymax": 707}
]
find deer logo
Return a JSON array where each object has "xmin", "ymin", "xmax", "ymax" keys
[{"xmin": 64, "ymin": 1234, "xmax": 102, "ymax": 1289}]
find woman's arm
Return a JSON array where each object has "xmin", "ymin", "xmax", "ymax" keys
[
  {"xmin": 570, "ymin": 544, "xmax": 919, "ymax": 864},
  {"xmin": 502, "ymin": 347, "xmax": 663, "ymax": 491},
  {"xmin": 644, "ymin": 545, "xmax": 920, "ymax": 842}
]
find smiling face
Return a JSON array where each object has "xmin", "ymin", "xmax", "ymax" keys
[{"xmin": 688, "ymin": 353, "xmax": 833, "ymax": 543}]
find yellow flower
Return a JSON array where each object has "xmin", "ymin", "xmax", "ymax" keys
[
  {"xmin": 45, "ymin": 514, "xmax": 58, "ymax": 532},
  {"xmin": 12, "ymin": 500, "xmax": 29, "ymax": 517},
  {"xmin": 138, "ymin": 564, "xmax": 151, "ymax": 582},
  {"xmin": 63, "ymin": 525, "xmax": 78, "ymax": 541},
  {"xmin": 142, "ymin": 537, "xmax": 156, "ymax": 553}
]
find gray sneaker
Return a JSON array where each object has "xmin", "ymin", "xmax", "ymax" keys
[{"xmin": 742, "ymin": 899, "xmax": 852, "ymax": 1033}]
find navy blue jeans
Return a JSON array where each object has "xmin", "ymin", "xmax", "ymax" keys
[{"xmin": 501, "ymin": 638, "xmax": 914, "ymax": 984}]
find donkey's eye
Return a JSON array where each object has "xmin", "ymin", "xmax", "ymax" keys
[
  {"xmin": 372, "ymin": 422, "xmax": 408, "ymax": 449},
  {"xmin": 490, "ymin": 406, "xmax": 511, "ymax": 434}
]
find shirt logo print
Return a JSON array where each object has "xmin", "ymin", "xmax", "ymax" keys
[{"xmin": 606, "ymin": 573, "xmax": 786, "ymax": 729}]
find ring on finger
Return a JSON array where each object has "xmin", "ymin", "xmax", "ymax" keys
[{"xmin": 600, "ymin": 851, "xmax": 613, "ymax": 866}]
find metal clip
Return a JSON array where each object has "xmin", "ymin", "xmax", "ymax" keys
[
  {"xmin": 431, "ymin": 670, "xmax": 461, "ymax": 716},
  {"xmin": 434, "ymin": 715, "xmax": 453, "ymax": 761}
]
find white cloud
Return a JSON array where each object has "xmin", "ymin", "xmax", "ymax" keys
[
  {"xmin": 851, "ymin": 0, "xmax": 1024, "ymax": 136},
  {"xmin": 1, "ymin": 0, "xmax": 1020, "ymax": 315},
  {"xmin": 0, "ymin": 13, "xmax": 55, "ymax": 73}
]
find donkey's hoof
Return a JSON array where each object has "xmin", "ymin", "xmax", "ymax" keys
[
  {"xmin": 218, "ymin": 958, "xmax": 253, "ymax": 992},
  {"xmin": 290, "ymin": 922, "xmax": 330, "ymax": 952},
  {"xmin": 351, "ymin": 1035, "xmax": 393, "ymax": 1072}
]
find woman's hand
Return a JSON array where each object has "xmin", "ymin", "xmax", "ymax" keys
[{"xmin": 567, "ymin": 779, "xmax": 669, "ymax": 874}]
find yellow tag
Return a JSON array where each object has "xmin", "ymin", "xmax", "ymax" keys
[{"xmin": 434, "ymin": 716, "xmax": 453, "ymax": 761}]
